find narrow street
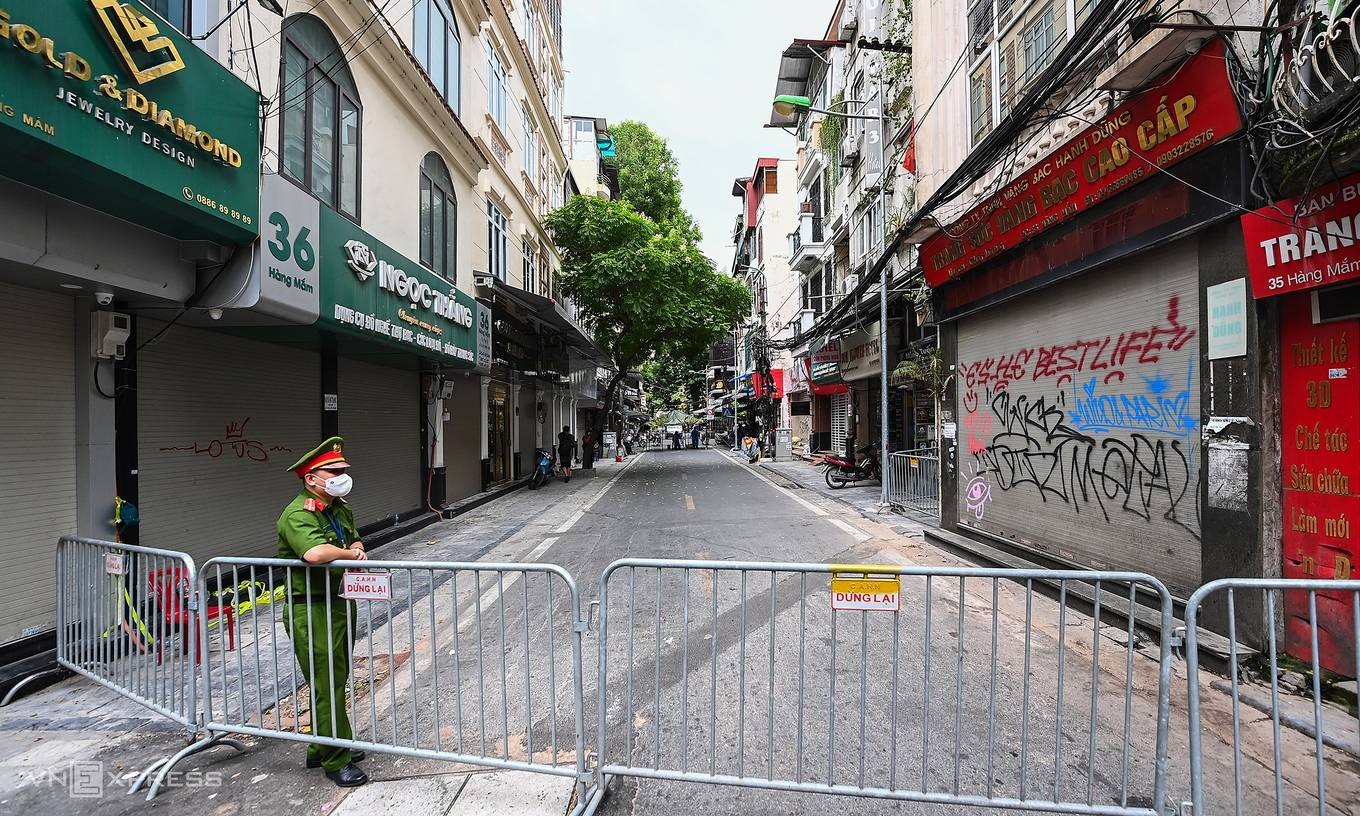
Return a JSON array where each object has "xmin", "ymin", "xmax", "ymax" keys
[{"xmin": 3, "ymin": 451, "xmax": 1357, "ymax": 815}]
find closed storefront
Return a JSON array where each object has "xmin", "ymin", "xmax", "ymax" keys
[
  {"xmin": 339, "ymin": 357, "xmax": 421, "ymax": 527},
  {"xmin": 443, "ymin": 374, "xmax": 485, "ymax": 503},
  {"xmin": 953, "ymin": 242, "xmax": 1201, "ymax": 594},
  {"xmin": 0, "ymin": 284, "xmax": 77, "ymax": 646},
  {"xmin": 830, "ymin": 392, "xmax": 850, "ymax": 458},
  {"xmin": 1243, "ymin": 172, "xmax": 1360, "ymax": 674},
  {"xmin": 137, "ymin": 324, "xmax": 320, "ymax": 565},
  {"xmin": 487, "ymin": 381, "xmax": 513, "ymax": 483},
  {"xmin": 0, "ymin": 1, "xmax": 261, "ymax": 661}
]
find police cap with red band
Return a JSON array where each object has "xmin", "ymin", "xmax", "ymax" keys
[{"xmin": 285, "ymin": 436, "xmax": 350, "ymax": 478}]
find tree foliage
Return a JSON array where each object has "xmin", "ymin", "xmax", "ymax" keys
[
  {"xmin": 608, "ymin": 120, "xmax": 700, "ymax": 240},
  {"xmin": 546, "ymin": 121, "xmax": 747, "ymax": 434},
  {"xmin": 642, "ymin": 349, "xmax": 708, "ymax": 414}
]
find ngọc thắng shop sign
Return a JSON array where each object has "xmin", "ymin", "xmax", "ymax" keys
[
  {"xmin": 320, "ymin": 206, "xmax": 482, "ymax": 367},
  {"xmin": 0, "ymin": 0, "xmax": 260, "ymax": 244}
]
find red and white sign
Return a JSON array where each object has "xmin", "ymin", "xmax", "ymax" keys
[
  {"xmin": 104, "ymin": 553, "xmax": 125, "ymax": 576},
  {"xmin": 1242, "ymin": 172, "xmax": 1360, "ymax": 299},
  {"xmin": 341, "ymin": 570, "xmax": 392, "ymax": 601},
  {"xmin": 830, "ymin": 576, "xmax": 901, "ymax": 612},
  {"xmin": 922, "ymin": 40, "xmax": 1241, "ymax": 287}
]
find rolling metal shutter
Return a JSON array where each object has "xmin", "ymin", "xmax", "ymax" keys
[
  {"xmin": 954, "ymin": 242, "xmax": 1201, "ymax": 596},
  {"xmin": 138, "ymin": 323, "xmax": 319, "ymax": 566},
  {"xmin": 830, "ymin": 392, "xmax": 849, "ymax": 456},
  {"xmin": 338, "ymin": 357, "xmax": 421, "ymax": 528},
  {"xmin": 0, "ymin": 284, "xmax": 76, "ymax": 645}
]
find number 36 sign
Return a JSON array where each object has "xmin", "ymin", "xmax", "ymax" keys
[{"xmin": 250, "ymin": 174, "xmax": 322, "ymax": 324}]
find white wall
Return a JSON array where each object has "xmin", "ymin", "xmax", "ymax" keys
[{"xmin": 204, "ymin": 0, "xmax": 567, "ymax": 295}]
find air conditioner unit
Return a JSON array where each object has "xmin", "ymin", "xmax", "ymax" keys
[
  {"xmin": 839, "ymin": 3, "xmax": 858, "ymax": 37},
  {"xmin": 841, "ymin": 273, "xmax": 860, "ymax": 295},
  {"xmin": 474, "ymin": 273, "xmax": 496, "ymax": 288},
  {"xmin": 840, "ymin": 132, "xmax": 861, "ymax": 165}
]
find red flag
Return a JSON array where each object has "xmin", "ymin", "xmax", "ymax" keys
[{"xmin": 901, "ymin": 120, "xmax": 916, "ymax": 175}]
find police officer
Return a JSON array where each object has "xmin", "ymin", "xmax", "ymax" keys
[{"xmin": 278, "ymin": 437, "xmax": 369, "ymax": 787}]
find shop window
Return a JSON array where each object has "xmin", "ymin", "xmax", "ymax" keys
[
  {"xmin": 281, "ymin": 15, "xmax": 362, "ymax": 220},
  {"xmin": 487, "ymin": 201, "xmax": 508, "ymax": 280},
  {"xmin": 413, "ymin": 0, "xmax": 461, "ymax": 114},
  {"xmin": 523, "ymin": 105, "xmax": 538, "ymax": 179},
  {"xmin": 419, "ymin": 153, "xmax": 457, "ymax": 279},
  {"xmin": 967, "ymin": 0, "xmax": 1072, "ymax": 145},
  {"xmin": 487, "ymin": 42, "xmax": 508, "ymax": 133},
  {"xmin": 523, "ymin": 0, "xmax": 537, "ymax": 54},
  {"xmin": 147, "ymin": 0, "xmax": 189, "ymax": 33},
  {"xmin": 523, "ymin": 239, "xmax": 538, "ymax": 294}
]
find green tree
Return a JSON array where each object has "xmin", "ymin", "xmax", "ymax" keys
[
  {"xmin": 608, "ymin": 120, "xmax": 700, "ymax": 239},
  {"xmin": 546, "ymin": 199, "xmax": 746, "ymax": 441},
  {"xmin": 643, "ymin": 349, "xmax": 708, "ymax": 414}
]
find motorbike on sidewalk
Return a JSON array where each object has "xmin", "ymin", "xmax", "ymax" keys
[
  {"xmin": 528, "ymin": 448, "xmax": 554, "ymax": 490},
  {"xmin": 821, "ymin": 445, "xmax": 880, "ymax": 489}
]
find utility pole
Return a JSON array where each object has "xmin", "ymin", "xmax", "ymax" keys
[
  {"xmin": 753, "ymin": 269, "xmax": 780, "ymax": 461},
  {"xmin": 875, "ymin": 58, "xmax": 891, "ymax": 508}
]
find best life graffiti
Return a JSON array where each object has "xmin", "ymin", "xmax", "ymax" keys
[{"xmin": 959, "ymin": 295, "xmax": 1200, "ymax": 538}]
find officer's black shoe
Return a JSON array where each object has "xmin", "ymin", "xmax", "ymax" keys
[
  {"xmin": 308, "ymin": 750, "xmax": 365, "ymax": 769},
  {"xmin": 325, "ymin": 762, "xmax": 369, "ymax": 787}
]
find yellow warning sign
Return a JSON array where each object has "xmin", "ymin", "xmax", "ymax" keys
[{"xmin": 830, "ymin": 576, "xmax": 901, "ymax": 612}]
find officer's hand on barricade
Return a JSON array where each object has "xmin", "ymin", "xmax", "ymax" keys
[{"xmin": 349, "ymin": 548, "xmax": 368, "ymax": 562}]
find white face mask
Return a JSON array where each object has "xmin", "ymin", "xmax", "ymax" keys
[{"xmin": 313, "ymin": 472, "xmax": 353, "ymax": 498}]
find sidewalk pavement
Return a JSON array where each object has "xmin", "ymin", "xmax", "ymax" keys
[{"xmin": 0, "ymin": 456, "xmax": 639, "ymax": 815}]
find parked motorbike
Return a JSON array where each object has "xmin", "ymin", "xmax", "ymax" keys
[
  {"xmin": 821, "ymin": 445, "xmax": 880, "ymax": 488},
  {"xmin": 529, "ymin": 448, "xmax": 554, "ymax": 490}
]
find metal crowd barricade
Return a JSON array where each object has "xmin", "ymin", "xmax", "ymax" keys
[
  {"xmin": 589, "ymin": 558, "xmax": 1174, "ymax": 816},
  {"xmin": 55, "ymin": 536, "xmax": 208, "ymax": 732},
  {"xmin": 886, "ymin": 447, "xmax": 939, "ymax": 516},
  {"xmin": 55, "ymin": 536, "xmax": 247, "ymax": 798},
  {"xmin": 196, "ymin": 556, "xmax": 599, "ymax": 812},
  {"xmin": 1184, "ymin": 578, "xmax": 1360, "ymax": 816}
]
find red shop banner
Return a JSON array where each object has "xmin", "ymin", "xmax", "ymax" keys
[
  {"xmin": 1241, "ymin": 171, "xmax": 1360, "ymax": 299},
  {"xmin": 921, "ymin": 39, "xmax": 1242, "ymax": 287}
]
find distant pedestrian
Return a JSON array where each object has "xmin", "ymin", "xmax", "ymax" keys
[
  {"xmin": 690, "ymin": 426, "xmax": 700, "ymax": 449},
  {"xmin": 582, "ymin": 429, "xmax": 596, "ymax": 468},
  {"xmin": 623, "ymin": 433, "xmax": 634, "ymax": 456},
  {"xmin": 671, "ymin": 429, "xmax": 683, "ymax": 450},
  {"xmin": 557, "ymin": 425, "xmax": 576, "ymax": 483}
]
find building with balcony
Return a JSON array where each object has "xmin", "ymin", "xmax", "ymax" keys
[
  {"xmin": 728, "ymin": 158, "xmax": 798, "ymax": 441},
  {"xmin": 905, "ymin": 0, "xmax": 1328, "ymax": 652},
  {"xmin": 765, "ymin": 0, "xmax": 924, "ymax": 459}
]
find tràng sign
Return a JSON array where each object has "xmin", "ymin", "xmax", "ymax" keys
[
  {"xmin": 1241, "ymin": 171, "xmax": 1360, "ymax": 299},
  {"xmin": 0, "ymin": 0, "xmax": 260, "ymax": 243},
  {"xmin": 921, "ymin": 40, "xmax": 1241, "ymax": 287}
]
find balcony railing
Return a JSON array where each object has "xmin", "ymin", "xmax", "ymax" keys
[{"xmin": 789, "ymin": 212, "xmax": 825, "ymax": 272}]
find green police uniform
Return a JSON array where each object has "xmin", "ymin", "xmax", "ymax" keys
[{"xmin": 278, "ymin": 437, "xmax": 361, "ymax": 773}]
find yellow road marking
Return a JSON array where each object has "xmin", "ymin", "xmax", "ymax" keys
[{"xmin": 684, "ymin": 495, "xmax": 695, "ymax": 510}]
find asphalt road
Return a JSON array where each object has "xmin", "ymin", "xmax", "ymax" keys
[{"xmin": 532, "ymin": 449, "xmax": 1158, "ymax": 815}]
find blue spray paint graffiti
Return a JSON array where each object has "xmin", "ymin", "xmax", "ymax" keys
[{"xmin": 1068, "ymin": 359, "xmax": 1198, "ymax": 438}]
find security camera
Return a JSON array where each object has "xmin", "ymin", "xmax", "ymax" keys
[{"xmin": 94, "ymin": 291, "xmax": 114, "ymax": 307}]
